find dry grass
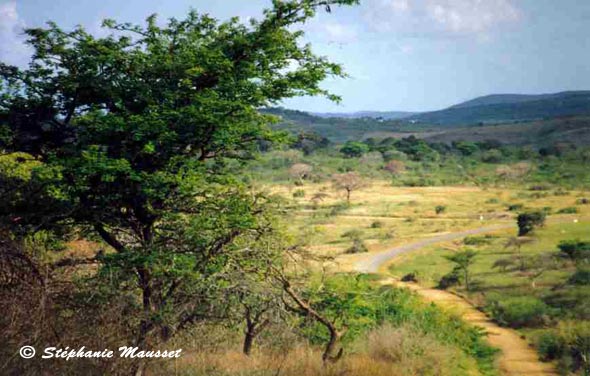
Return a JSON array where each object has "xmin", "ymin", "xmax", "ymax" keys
[{"xmin": 170, "ymin": 324, "xmax": 479, "ymax": 376}]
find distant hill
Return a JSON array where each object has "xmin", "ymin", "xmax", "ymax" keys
[
  {"xmin": 406, "ymin": 91, "xmax": 590, "ymax": 126},
  {"xmin": 312, "ymin": 111, "xmax": 416, "ymax": 120},
  {"xmin": 264, "ymin": 91, "xmax": 590, "ymax": 145}
]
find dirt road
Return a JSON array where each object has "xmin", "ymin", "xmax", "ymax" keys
[{"xmin": 354, "ymin": 225, "xmax": 558, "ymax": 376}]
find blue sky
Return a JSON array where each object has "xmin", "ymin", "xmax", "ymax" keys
[{"xmin": 2, "ymin": 0, "xmax": 590, "ymax": 112}]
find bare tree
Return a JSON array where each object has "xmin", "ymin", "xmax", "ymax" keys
[
  {"xmin": 384, "ymin": 160, "xmax": 406, "ymax": 176},
  {"xmin": 289, "ymin": 163, "xmax": 313, "ymax": 184},
  {"xmin": 331, "ymin": 172, "xmax": 367, "ymax": 203}
]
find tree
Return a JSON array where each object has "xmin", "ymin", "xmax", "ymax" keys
[
  {"xmin": 289, "ymin": 163, "xmax": 313, "ymax": 183},
  {"xmin": 340, "ymin": 141, "xmax": 369, "ymax": 158},
  {"xmin": 444, "ymin": 250, "xmax": 477, "ymax": 291},
  {"xmin": 517, "ymin": 211, "xmax": 546, "ymax": 236},
  {"xmin": 332, "ymin": 172, "xmax": 367, "ymax": 203},
  {"xmin": 384, "ymin": 160, "xmax": 406, "ymax": 176},
  {"xmin": 504, "ymin": 236, "xmax": 535, "ymax": 270},
  {"xmin": 0, "ymin": 1, "xmax": 358, "ymax": 373}
]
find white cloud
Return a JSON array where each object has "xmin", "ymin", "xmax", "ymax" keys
[
  {"xmin": 303, "ymin": 19, "xmax": 359, "ymax": 45},
  {"xmin": 0, "ymin": 1, "xmax": 30, "ymax": 66},
  {"xmin": 363, "ymin": 0, "xmax": 521, "ymax": 36}
]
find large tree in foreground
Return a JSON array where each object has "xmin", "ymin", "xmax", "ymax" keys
[{"xmin": 0, "ymin": 1, "xmax": 357, "ymax": 373}]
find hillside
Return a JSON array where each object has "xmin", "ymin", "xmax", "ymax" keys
[
  {"xmin": 406, "ymin": 91, "xmax": 590, "ymax": 125},
  {"xmin": 312, "ymin": 110, "xmax": 416, "ymax": 120}
]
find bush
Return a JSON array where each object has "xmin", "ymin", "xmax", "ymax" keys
[
  {"xmin": 576, "ymin": 198, "xmax": 589, "ymax": 205},
  {"xmin": 558, "ymin": 240, "xmax": 590, "ymax": 261},
  {"xmin": 399, "ymin": 178, "xmax": 437, "ymax": 187},
  {"xmin": 557, "ymin": 207, "xmax": 578, "ymax": 214},
  {"xmin": 370, "ymin": 221, "xmax": 383, "ymax": 229},
  {"xmin": 487, "ymin": 297, "xmax": 550, "ymax": 328},
  {"xmin": 401, "ymin": 273, "xmax": 418, "ymax": 282},
  {"xmin": 536, "ymin": 332, "xmax": 565, "ymax": 361},
  {"xmin": 517, "ymin": 211, "xmax": 546, "ymax": 236},
  {"xmin": 434, "ymin": 205, "xmax": 446, "ymax": 215},
  {"xmin": 507, "ymin": 203, "xmax": 524, "ymax": 211},
  {"xmin": 346, "ymin": 239, "xmax": 368, "ymax": 254},
  {"xmin": 438, "ymin": 267, "xmax": 461, "ymax": 289},
  {"xmin": 292, "ymin": 189, "xmax": 305, "ymax": 198},
  {"xmin": 463, "ymin": 236, "xmax": 492, "ymax": 246},
  {"xmin": 568, "ymin": 267, "xmax": 590, "ymax": 285},
  {"xmin": 342, "ymin": 229, "xmax": 364, "ymax": 239},
  {"xmin": 481, "ymin": 149, "xmax": 503, "ymax": 163}
]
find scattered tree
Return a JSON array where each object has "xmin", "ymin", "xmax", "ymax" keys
[
  {"xmin": 332, "ymin": 172, "xmax": 367, "ymax": 203},
  {"xmin": 289, "ymin": 163, "xmax": 313, "ymax": 184},
  {"xmin": 444, "ymin": 250, "xmax": 477, "ymax": 291},
  {"xmin": 517, "ymin": 211, "xmax": 546, "ymax": 236}
]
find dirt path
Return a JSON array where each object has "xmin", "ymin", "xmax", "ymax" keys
[{"xmin": 354, "ymin": 225, "xmax": 558, "ymax": 376}]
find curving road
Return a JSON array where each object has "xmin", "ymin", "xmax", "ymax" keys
[
  {"xmin": 354, "ymin": 224, "xmax": 514, "ymax": 273},
  {"xmin": 353, "ymin": 223, "xmax": 558, "ymax": 376}
]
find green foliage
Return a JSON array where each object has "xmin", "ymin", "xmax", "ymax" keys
[
  {"xmin": 463, "ymin": 235, "xmax": 493, "ymax": 246},
  {"xmin": 292, "ymin": 189, "xmax": 305, "ymax": 198},
  {"xmin": 536, "ymin": 332, "xmax": 565, "ymax": 361},
  {"xmin": 558, "ymin": 240, "xmax": 590, "ymax": 261},
  {"xmin": 0, "ymin": 0, "xmax": 359, "ymax": 362},
  {"xmin": 517, "ymin": 211, "xmax": 546, "ymax": 236},
  {"xmin": 435, "ymin": 205, "xmax": 447, "ymax": 215},
  {"xmin": 486, "ymin": 297, "xmax": 550, "ymax": 328},
  {"xmin": 340, "ymin": 141, "xmax": 369, "ymax": 158},
  {"xmin": 346, "ymin": 238, "xmax": 368, "ymax": 254},
  {"xmin": 568, "ymin": 267, "xmax": 590, "ymax": 285},
  {"xmin": 557, "ymin": 207, "xmax": 579, "ymax": 214},
  {"xmin": 444, "ymin": 250, "xmax": 477, "ymax": 290},
  {"xmin": 302, "ymin": 275, "xmax": 497, "ymax": 374},
  {"xmin": 453, "ymin": 141, "xmax": 480, "ymax": 156}
]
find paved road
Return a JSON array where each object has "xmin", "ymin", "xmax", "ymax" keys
[{"xmin": 354, "ymin": 223, "xmax": 515, "ymax": 273}]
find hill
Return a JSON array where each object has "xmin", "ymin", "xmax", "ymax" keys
[
  {"xmin": 312, "ymin": 110, "xmax": 416, "ymax": 120},
  {"xmin": 406, "ymin": 91, "xmax": 590, "ymax": 126}
]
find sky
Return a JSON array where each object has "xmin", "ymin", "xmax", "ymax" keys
[{"xmin": 2, "ymin": 0, "xmax": 590, "ymax": 113}]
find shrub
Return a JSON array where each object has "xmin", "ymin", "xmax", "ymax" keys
[
  {"xmin": 342, "ymin": 229, "xmax": 364, "ymax": 239},
  {"xmin": 558, "ymin": 240, "xmax": 590, "ymax": 261},
  {"xmin": 486, "ymin": 198, "xmax": 500, "ymax": 204},
  {"xmin": 529, "ymin": 185, "xmax": 550, "ymax": 191},
  {"xmin": 568, "ymin": 267, "xmax": 590, "ymax": 285},
  {"xmin": 438, "ymin": 267, "xmax": 461, "ymax": 289},
  {"xmin": 491, "ymin": 258, "xmax": 515, "ymax": 272},
  {"xmin": 435, "ymin": 205, "xmax": 446, "ymax": 215},
  {"xmin": 383, "ymin": 160, "xmax": 406, "ymax": 176},
  {"xmin": 487, "ymin": 297, "xmax": 550, "ymax": 328},
  {"xmin": 556, "ymin": 321, "xmax": 590, "ymax": 374},
  {"xmin": 517, "ymin": 211, "xmax": 546, "ymax": 236},
  {"xmin": 399, "ymin": 178, "xmax": 437, "ymax": 187},
  {"xmin": 401, "ymin": 273, "xmax": 418, "ymax": 282},
  {"xmin": 536, "ymin": 332, "xmax": 565, "ymax": 361},
  {"xmin": 346, "ymin": 239, "xmax": 368, "ymax": 254},
  {"xmin": 292, "ymin": 189, "xmax": 305, "ymax": 198},
  {"xmin": 370, "ymin": 221, "xmax": 383, "ymax": 229},
  {"xmin": 463, "ymin": 236, "xmax": 492, "ymax": 246},
  {"xmin": 481, "ymin": 149, "xmax": 503, "ymax": 163},
  {"xmin": 557, "ymin": 207, "xmax": 578, "ymax": 214},
  {"xmin": 340, "ymin": 141, "xmax": 369, "ymax": 158},
  {"xmin": 576, "ymin": 198, "xmax": 589, "ymax": 205},
  {"xmin": 507, "ymin": 203, "xmax": 524, "ymax": 211}
]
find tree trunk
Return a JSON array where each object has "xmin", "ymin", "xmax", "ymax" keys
[{"xmin": 243, "ymin": 331, "xmax": 255, "ymax": 356}]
